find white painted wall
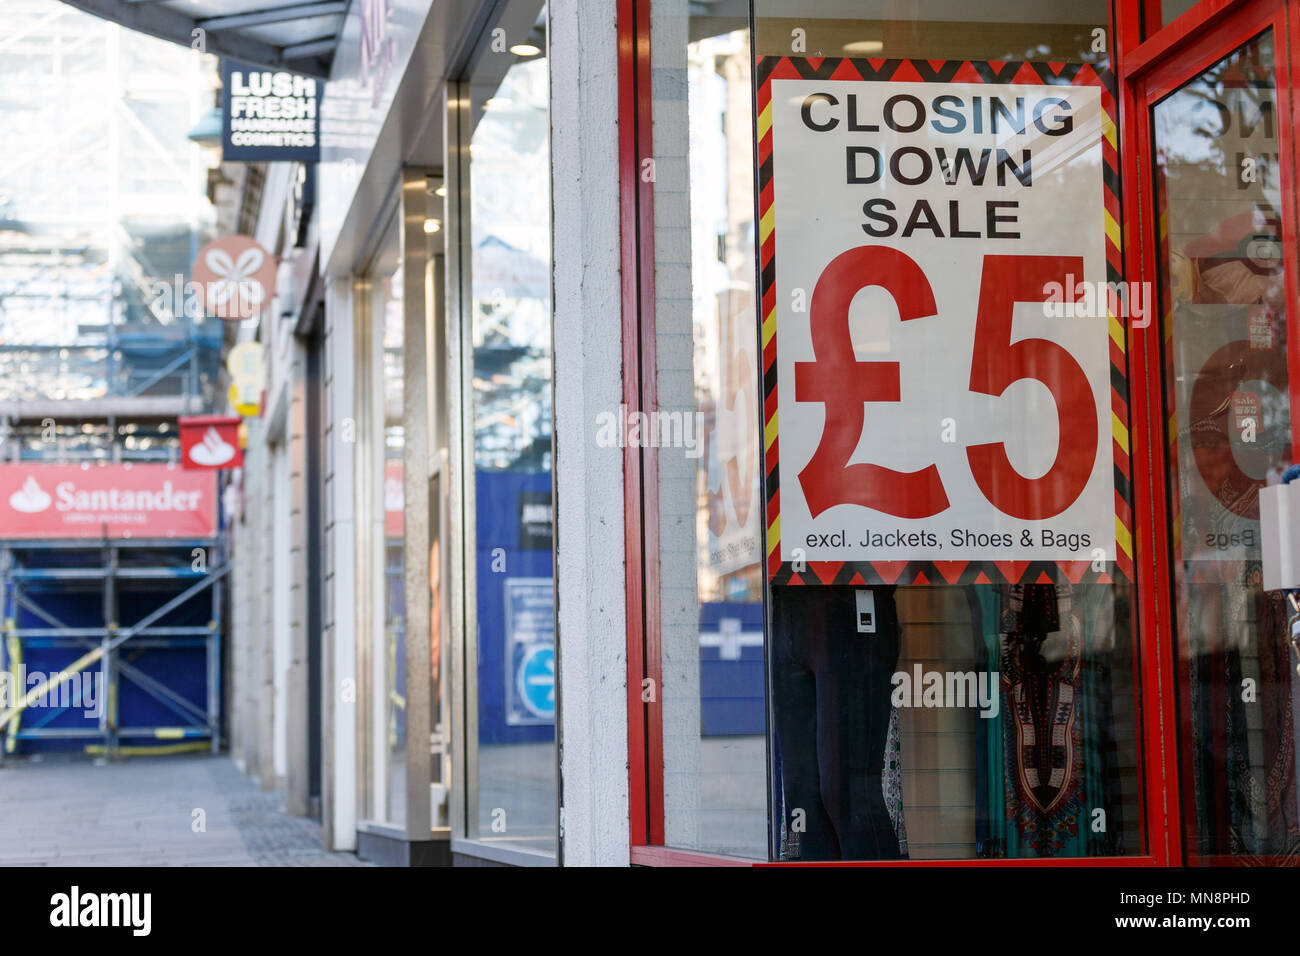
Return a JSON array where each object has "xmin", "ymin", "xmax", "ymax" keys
[
  {"xmin": 272, "ymin": 439, "xmax": 291, "ymax": 780},
  {"xmin": 550, "ymin": 0, "xmax": 630, "ymax": 867},
  {"xmin": 325, "ymin": 275, "xmax": 358, "ymax": 851},
  {"xmin": 366, "ymin": 288, "xmax": 388, "ymax": 824}
]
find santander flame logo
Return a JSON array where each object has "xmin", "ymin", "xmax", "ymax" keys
[
  {"xmin": 189, "ymin": 427, "xmax": 237, "ymax": 467},
  {"xmin": 9, "ymin": 476, "xmax": 52, "ymax": 513}
]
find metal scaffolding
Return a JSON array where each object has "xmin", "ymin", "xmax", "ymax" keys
[
  {"xmin": 0, "ymin": 0, "xmax": 223, "ymax": 456},
  {"xmin": 0, "ymin": 537, "xmax": 226, "ymax": 758},
  {"xmin": 0, "ymin": 3, "xmax": 230, "ymax": 762}
]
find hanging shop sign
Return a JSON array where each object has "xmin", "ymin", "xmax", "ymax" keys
[
  {"xmin": 0, "ymin": 464, "xmax": 217, "ymax": 540},
  {"xmin": 758, "ymin": 59, "xmax": 1130, "ymax": 586},
  {"xmin": 221, "ymin": 60, "xmax": 322, "ymax": 163},
  {"xmin": 226, "ymin": 341, "xmax": 265, "ymax": 416},
  {"xmin": 192, "ymin": 235, "xmax": 278, "ymax": 322},
  {"xmin": 227, "ymin": 385, "xmax": 261, "ymax": 417},
  {"xmin": 179, "ymin": 416, "xmax": 243, "ymax": 470},
  {"xmin": 517, "ymin": 490, "xmax": 552, "ymax": 551}
]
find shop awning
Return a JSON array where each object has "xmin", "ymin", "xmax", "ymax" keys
[{"xmin": 56, "ymin": 0, "xmax": 344, "ymax": 78}]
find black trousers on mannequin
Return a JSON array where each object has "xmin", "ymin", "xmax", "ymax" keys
[{"xmin": 772, "ymin": 585, "xmax": 902, "ymax": 860}]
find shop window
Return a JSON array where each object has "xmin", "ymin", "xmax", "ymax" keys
[
  {"xmin": 456, "ymin": 0, "xmax": 555, "ymax": 857},
  {"xmin": 648, "ymin": 1, "xmax": 765, "ymax": 858},
  {"xmin": 645, "ymin": 0, "xmax": 1145, "ymax": 862},
  {"xmin": 1150, "ymin": 29, "xmax": 1300, "ymax": 864}
]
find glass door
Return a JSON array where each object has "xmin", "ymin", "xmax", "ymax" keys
[{"xmin": 1140, "ymin": 1, "xmax": 1300, "ymax": 865}]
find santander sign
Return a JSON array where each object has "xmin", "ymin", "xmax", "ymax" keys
[{"xmin": 0, "ymin": 464, "xmax": 216, "ymax": 539}]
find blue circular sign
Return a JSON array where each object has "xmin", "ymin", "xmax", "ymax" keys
[{"xmin": 518, "ymin": 645, "xmax": 555, "ymax": 719}]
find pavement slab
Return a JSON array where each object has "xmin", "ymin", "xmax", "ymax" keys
[{"xmin": 0, "ymin": 754, "xmax": 369, "ymax": 867}]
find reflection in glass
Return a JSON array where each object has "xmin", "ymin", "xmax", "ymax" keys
[
  {"xmin": 465, "ymin": 0, "xmax": 555, "ymax": 855},
  {"xmin": 1152, "ymin": 30, "xmax": 1300, "ymax": 863},
  {"xmin": 370, "ymin": 221, "xmax": 406, "ymax": 828},
  {"xmin": 652, "ymin": 7, "xmax": 769, "ymax": 856},
  {"xmin": 1160, "ymin": 0, "xmax": 1201, "ymax": 32}
]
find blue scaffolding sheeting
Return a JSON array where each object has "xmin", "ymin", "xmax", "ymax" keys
[{"xmin": 0, "ymin": 537, "xmax": 225, "ymax": 757}]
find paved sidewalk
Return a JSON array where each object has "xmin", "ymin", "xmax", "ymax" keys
[{"xmin": 0, "ymin": 753, "xmax": 369, "ymax": 866}]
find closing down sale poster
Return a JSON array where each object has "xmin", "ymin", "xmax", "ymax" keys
[{"xmin": 760, "ymin": 59, "xmax": 1128, "ymax": 583}]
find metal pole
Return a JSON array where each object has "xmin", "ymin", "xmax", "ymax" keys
[
  {"xmin": 107, "ymin": 321, "xmax": 117, "ymax": 398},
  {"xmin": 209, "ymin": 539, "xmax": 222, "ymax": 753},
  {"xmin": 101, "ymin": 535, "xmax": 118, "ymax": 760},
  {"xmin": 0, "ymin": 545, "xmax": 10, "ymax": 765}
]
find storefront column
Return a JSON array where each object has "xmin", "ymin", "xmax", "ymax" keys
[
  {"xmin": 285, "ymin": 336, "xmax": 313, "ymax": 818},
  {"xmin": 263, "ymin": 329, "xmax": 313, "ymax": 817},
  {"xmin": 550, "ymin": 0, "xmax": 630, "ymax": 866},
  {"xmin": 322, "ymin": 275, "xmax": 358, "ymax": 852},
  {"xmin": 242, "ymin": 418, "xmax": 274, "ymax": 788},
  {"xmin": 230, "ymin": 475, "xmax": 254, "ymax": 776},
  {"xmin": 271, "ymin": 434, "xmax": 291, "ymax": 791},
  {"xmin": 400, "ymin": 168, "xmax": 434, "ymax": 847},
  {"xmin": 257, "ymin": 421, "xmax": 275, "ymax": 791}
]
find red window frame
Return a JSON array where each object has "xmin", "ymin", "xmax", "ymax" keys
[{"xmin": 617, "ymin": 0, "xmax": 1295, "ymax": 866}]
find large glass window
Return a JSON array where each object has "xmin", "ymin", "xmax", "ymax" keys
[
  {"xmin": 363, "ymin": 216, "xmax": 406, "ymax": 827},
  {"xmin": 1151, "ymin": 30, "xmax": 1300, "ymax": 864},
  {"xmin": 458, "ymin": 0, "xmax": 555, "ymax": 857},
  {"xmin": 649, "ymin": 0, "xmax": 1144, "ymax": 862},
  {"xmin": 650, "ymin": 1, "xmax": 765, "ymax": 859}
]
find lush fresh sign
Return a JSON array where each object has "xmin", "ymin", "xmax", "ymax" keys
[{"xmin": 221, "ymin": 60, "xmax": 321, "ymax": 162}]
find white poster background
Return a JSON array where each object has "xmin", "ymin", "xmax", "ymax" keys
[{"xmin": 771, "ymin": 78, "xmax": 1113, "ymax": 564}]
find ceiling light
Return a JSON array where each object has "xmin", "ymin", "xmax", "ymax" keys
[
  {"xmin": 510, "ymin": 43, "xmax": 541, "ymax": 57},
  {"xmin": 843, "ymin": 40, "xmax": 884, "ymax": 55},
  {"xmin": 424, "ymin": 219, "xmax": 442, "ymax": 234}
]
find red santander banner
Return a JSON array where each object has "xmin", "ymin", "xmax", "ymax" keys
[
  {"xmin": 0, "ymin": 464, "xmax": 217, "ymax": 540},
  {"xmin": 179, "ymin": 415, "xmax": 243, "ymax": 470},
  {"xmin": 385, "ymin": 459, "xmax": 403, "ymax": 538}
]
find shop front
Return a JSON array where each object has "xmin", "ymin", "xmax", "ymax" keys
[
  {"xmin": 611, "ymin": 0, "xmax": 1300, "ymax": 865},
  {"xmin": 318, "ymin": 0, "xmax": 1300, "ymax": 866},
  {"xmin": 80, "ymin": 0, "xmax": 1300, "ymax": 867},
  {"xmin": 315, "ymin": 0, "xmax": 557, "ymax": 866}
]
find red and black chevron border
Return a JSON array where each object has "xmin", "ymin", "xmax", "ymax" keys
[{"xmin": 755, "ymin": 56, "xmax": 1133, "ymax": 588}]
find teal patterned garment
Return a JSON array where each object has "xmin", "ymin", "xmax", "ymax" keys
[{"xmin": 974, "ymin": 584, "xmax": 1124, "ymax": 859}]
